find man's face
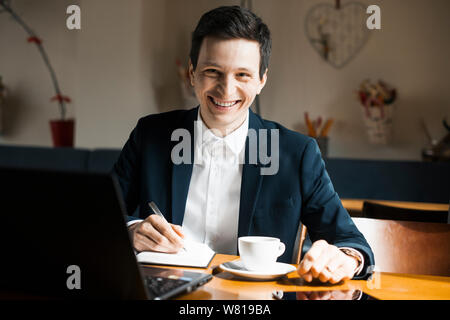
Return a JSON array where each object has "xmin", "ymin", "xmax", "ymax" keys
[{"xmin": 189, "ymin": 37, "xmax": 267, "ymax": 135}]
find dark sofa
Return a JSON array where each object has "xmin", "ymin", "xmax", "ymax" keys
[
  {"xmin": 0, "ymin": 144, "xmax": 449, "ymax": 204},
  {"xmin": 0, "ymin": 145, "xmax": 119, "ymax": 174},
  {"xmin": 324, "ymin": 158, "xmax": 450, "ymax": 204}
]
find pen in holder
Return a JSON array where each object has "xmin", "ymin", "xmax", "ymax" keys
[{"xmin": 304, "ymin": 112, "xmax": 333, "ymax": 158}]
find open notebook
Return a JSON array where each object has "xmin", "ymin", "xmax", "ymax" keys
[{"xmin": 136, "ymin": 240, "xmax": 216, "ymax": 268}]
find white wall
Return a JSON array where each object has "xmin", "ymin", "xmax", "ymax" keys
[
  {"xmin": 258, "ymin": 0, "xmax": 450, "ymax": 160},
  {"xmin": 0, "ymin": 0, "xmax": 449, "ymax": 160},
  {"xmin": 74, "ymin": 0, "xmax": 165, "ymax": 148}
]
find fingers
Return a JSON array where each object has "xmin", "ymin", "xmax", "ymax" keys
[
  {"xmin": 298, "ymin": 239, "xmax": 328, "ymax": 276},
  {"xmin": 301, "ymin": 269, "xmax": 340, "ymax": 284},
  {"xmin": 310, "ymin": 245, "xmax": 340, "ymax": 278},
  {"xmin": 301, "ymin": 271, "xmax": 313, "ymax": 283},
  {"xmin": 133, "ymin": 229, "xmax": 161, "ymax": 252},
  {"xmin": 325, "ymin": 252, "xmax": 344, "ymax": 273},
  {"xmin": 326, "ymin": 253, "xmax": 358, "ymax": 284},
  {"xmin": 318, "ymin": 267, "xmax": 333, "ymax": 283},
  {"xmin": 298, "ymin": 240, "xmax": 356, "ymax": 284},
  {"xmin": 171, "ymin": 224, "xmax": 185, "ymax": 239},
  {"xmin": 150, "ymin": 215, "xmax": 184, "ymax": 246},
  {"xmin": 131, "ymin": 215, "xmax": 184, "ymax": 253}
]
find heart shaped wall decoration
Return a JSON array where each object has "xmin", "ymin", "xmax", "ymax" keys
[{"xmin": 305, "ymin": 1, "xmax": 370, "ymax": 68}]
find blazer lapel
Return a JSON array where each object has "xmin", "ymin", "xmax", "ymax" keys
[
  {"xmin": 170, "ymin": 107, "xmax": 198, "ymax": 225},
  {"xmin": 238, "ymin": 109, "xmax": 266, "ymax": 237}
]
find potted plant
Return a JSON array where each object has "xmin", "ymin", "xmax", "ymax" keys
[{"xmin": 0, "ymin": 0, "xmax": 74, "ymax": 147}]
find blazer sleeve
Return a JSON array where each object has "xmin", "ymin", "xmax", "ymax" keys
[
  {"xmin": 112, "ymin": 119, "xmax": 142, "ymax": 224},
  {"xmin": 299, "ymin": 138, "xmax": 375, "ymax": 279}
]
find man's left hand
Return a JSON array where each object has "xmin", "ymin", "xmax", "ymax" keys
[{"xmin": 297, "ymin": 240, "xmax": 358, "ymax": 284}]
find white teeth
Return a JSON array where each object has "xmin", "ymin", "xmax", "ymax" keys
[{"xmin": 211, "ymin": 97, "xmax": 239, "ymax": 107}]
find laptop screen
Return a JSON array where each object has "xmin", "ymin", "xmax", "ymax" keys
[{"xmin": 0, "ymin": 167, "xmax": 147, "ymax": 299}]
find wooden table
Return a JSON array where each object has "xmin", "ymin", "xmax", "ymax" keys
[
  {"xmin": 341, "ymin": 199, "xmax": 449, "ymax": 215},
  {"xmin": 160, "ymin": 254, "xmax": 450, "ymax": 300}
]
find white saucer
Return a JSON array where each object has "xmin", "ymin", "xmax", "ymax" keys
[{"xmin": 219, "ymin": 259, "xmax": 297, "ymax": 280}]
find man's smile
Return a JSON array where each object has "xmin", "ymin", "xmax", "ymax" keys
[{"xmin": 208, "ymin": 96, "xmax": 242, "ymax": 109}]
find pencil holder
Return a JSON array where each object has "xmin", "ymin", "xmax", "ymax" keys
[{"xmin": 361, "ymin": 104, "xmax": 394, "ymax": 145}]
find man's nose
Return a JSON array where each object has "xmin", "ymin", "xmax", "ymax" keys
[{"xmin": 217, "ymin": 75, "xmax": 237, "ymax": 98}]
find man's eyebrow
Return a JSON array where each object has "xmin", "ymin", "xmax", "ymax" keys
[
  {"xmin": 235, "ymin": 67, "xmax": 255, "ymax": 73},
  {"xmin": 199, "ymin": 62, "xmax": 255, "ymax": 73},
  {"xmin": 200, "ymin": 61, "xmax": 221, "ymax": 68}
]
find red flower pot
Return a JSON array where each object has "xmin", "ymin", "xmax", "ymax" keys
[{"xmin": 49, "ymin": 119, "xmax": 75, "ymax": 147}]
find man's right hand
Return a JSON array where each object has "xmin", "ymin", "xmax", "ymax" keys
[{"xmin": 128, "ymin": 214, "xmax": 185, "ymax": 253}]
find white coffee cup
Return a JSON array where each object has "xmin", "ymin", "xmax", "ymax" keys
[{"xmin": 238, "ymin": 236, "xmax": 285, "ymax": 272}]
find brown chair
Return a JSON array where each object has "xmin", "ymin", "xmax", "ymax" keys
[
  {"xmin": 362, "ymin": 201, "xmax": 449, "ymax": 223},
  {"xmin": 352, "ymin": 217, "xmax": 450, "ymax": 276}
]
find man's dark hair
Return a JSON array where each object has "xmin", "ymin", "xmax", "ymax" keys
[{"xmin": 189, "ymin": 6, "xmax": 271, "ymax": 80}]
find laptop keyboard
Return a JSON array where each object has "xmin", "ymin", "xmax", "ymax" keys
[{"xmin": 145, "ymin": 276, "xmax": 190, "ymax": 299}]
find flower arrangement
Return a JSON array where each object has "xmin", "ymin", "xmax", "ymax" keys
[
  {"xmin": 356, "ymin": 79, "xmax": 397, "ymax": 144},
  {"xmin": 357, "ymin": 79, "xmax": 396, "ymax": 119}
]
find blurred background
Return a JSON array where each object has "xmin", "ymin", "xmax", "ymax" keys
[{"xmin": 0, "ymin": 0, "xmax": 449, "ymax": 160}]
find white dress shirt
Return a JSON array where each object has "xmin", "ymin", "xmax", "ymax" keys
[{"xmin": 181, "ymin": 110, "xmax": 249, "ymax": 255}]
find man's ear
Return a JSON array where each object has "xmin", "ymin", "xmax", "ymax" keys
[
  {"xmin": 257, "ymin": 68, "xmax": 268, "ymax": 95},
  {"xmin": 188, "ymin": 60, "xmax": 195, "ymax": 86}
]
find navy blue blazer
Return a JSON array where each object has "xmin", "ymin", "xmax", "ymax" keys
[{"xmin": 113, "ymin": 107, "xmax": 375, "ymax": 279}]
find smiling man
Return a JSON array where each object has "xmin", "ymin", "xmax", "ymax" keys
[
  {"xmin": 190, "ymin": 36, "xmax": 267, "ymax": 137},
  {"xmin": 114, "ymin": 6, "xmax": 374, "ymax": 284}
]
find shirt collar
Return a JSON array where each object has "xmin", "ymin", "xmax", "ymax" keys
[{"xmin": 195, "ymin": 109, "xmax": 249, "ymax": 157}]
